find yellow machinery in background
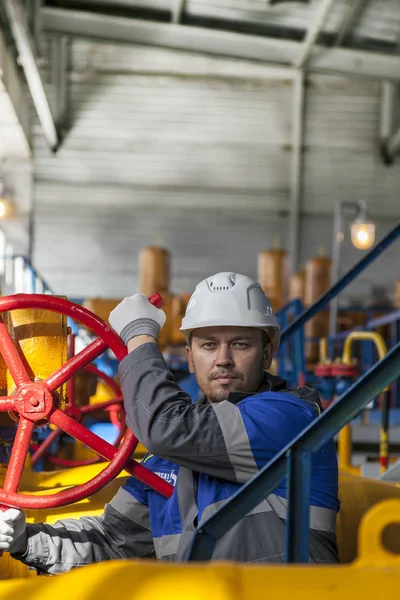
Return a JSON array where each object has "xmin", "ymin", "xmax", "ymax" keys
[
  {"xmin": 257, "ymin": 242, "xmax": 289, "ymax": 313},
  {"xmin": 260, "ymin": 247, "xmax": 335, "ymax": 366},
  {"xmin": 83, "ymin": 245, "xmax": 190, "ymax": 350}
]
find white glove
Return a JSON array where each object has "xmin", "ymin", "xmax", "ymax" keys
[
  {"xmin": 0, "ymin": 508, "xmax": 27, "ymax": 554},
  {"xmin": 109, "ymin": 293, "xmax": 166, "ymax": 345}
]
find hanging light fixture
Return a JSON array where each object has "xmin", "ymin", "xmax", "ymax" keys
[{"xmin": 350, "ymin": 200, "xmax": 376, "ymax": 250}]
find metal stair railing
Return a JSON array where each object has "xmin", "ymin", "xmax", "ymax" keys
[
  {"xmin": 186, "ymin": 222, "xmax": 400, "ymax": 564},
  {"xmin": 2, "ymin": 254, "xmax": 53, "ymax": 295}
]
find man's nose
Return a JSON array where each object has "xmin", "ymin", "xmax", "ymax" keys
[{"xmin": 215, "ymin": 345, "xmax": 233, "ymax": 367}]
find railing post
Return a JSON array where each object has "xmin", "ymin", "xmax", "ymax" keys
[
  {"xmin": 185, "ymin": 527, "xmax": 216, "ymax": 562},
  {"xmin": 285, "ymin": 447, "xmax": 311, "ymax": 563}
]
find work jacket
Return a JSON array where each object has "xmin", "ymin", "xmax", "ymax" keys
[{"xmin": 17, "ymin": 343, "xmax": 339, "ymax": 573}]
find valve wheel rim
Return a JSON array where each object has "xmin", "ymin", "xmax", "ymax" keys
[{"xmin": 0, "ymin": 294, "xmax": 173, "ymax": 508}]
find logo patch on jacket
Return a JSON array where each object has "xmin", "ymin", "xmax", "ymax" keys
[{"xmin": 155, "ymin": 471, "xmax": 177, "ymax": 486}]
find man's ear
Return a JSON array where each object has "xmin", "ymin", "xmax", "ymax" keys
[
  {"xmin": 185, "ymin": 345, "xmax": 195, "ymax": 374},
  {"xmin": 263, "ymin": 344, "xmax": 273, "ymax": 371}
]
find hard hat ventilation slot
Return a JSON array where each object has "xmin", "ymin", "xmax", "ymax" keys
[{"xmin": 210, "ymin": 283, "xmax": 231, "ymax": 291}]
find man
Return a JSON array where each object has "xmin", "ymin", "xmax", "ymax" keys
[{"xmin": 0, "ymin": 272, "xmax": 339, "ymax": 572}]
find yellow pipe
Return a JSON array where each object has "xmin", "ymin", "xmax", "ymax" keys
[
  {"xmin": 339, "ymin": 331, "xmax": 389, "ymax": 474},
  {"xmin": 319, "ymin": 337, "xmax": 328, "ymax": 363},
  {"xmin": 380, "ymin": 429, "xmax": 389, "ymax": 474},
  {"xmin": 339, "ymin": 425, "xmax": 353, "ymax": 472},
  {"xmin": 342, "ymin": 332, "xmax": 388, "ymax": 390}
]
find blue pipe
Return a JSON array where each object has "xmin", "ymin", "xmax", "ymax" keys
[
  {"xmin": 276, "ymin": 298, "xmax": 305, "ymax": 384},
  {"xmin": 186, "ymin": 339, "xmax": 400, "ymax": 562},
  {"xmin": 280, "ymin": 223, "xmax": 400, "ymax": 345}
]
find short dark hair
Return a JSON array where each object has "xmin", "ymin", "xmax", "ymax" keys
[{"xmin": 261, "ymin": 330, "xmax": 271, "ymax": 348}]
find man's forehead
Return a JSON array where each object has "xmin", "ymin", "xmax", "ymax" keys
[{"xmin": 192, "ymin": 326, "xmax": 261, "ymax": 341}]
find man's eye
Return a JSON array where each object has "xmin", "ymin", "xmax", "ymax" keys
[
  {"xmin": 234, "ymin": 342, "xmax": 248, "ymax": 348},
  {"xmin": 202, "ymin": 342, "xmax": 215, "ymax": 349}
]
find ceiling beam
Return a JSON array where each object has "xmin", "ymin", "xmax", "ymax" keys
[
  {"xmin": 55, "ymin": 0, "xmax": 169, "ymax": 8},
  {"xmin": 42, "ymin": 8, "xmax": 400, "ymax": 82},
  {"xmin": 171, "ymin": 0, "xmax": 186, "ymax": 24},
  {"xmin": 51, "ymin": 36, "xmax": 70, "ymax": 133},
  {"xmin": 334, "ymin": 0, "xmax": 368, "ymax": 47},
  {"xmin": 294, "ymin": 0, "xmax": 336, "ymax": 69},
  {"xmin": 381, "ymin": 127, "xmax": 400, "ymax": 165},
  {"xmin": 4, "ymin": 0, "xmax": 60, "ymax": 151},
  {"xmin": 0, "ymin": 28, "xmax": 31, "ymax": 159}
]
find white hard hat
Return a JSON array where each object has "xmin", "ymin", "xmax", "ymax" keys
[{"xmin": 180, "ymin": 272, "xmax": 280, "ymax": 351}]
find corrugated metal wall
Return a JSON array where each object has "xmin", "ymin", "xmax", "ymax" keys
[
  {"xmin": 32, "ymin": 40, "xmax": 399, "ymax": 301},
  {"xmin": 33, "ymin": 42, "xmax": 292, "ymax": 297},
  {"xmin": 304, "ymin": 75, "xmax": 400, "ymax": 216},
  {"xmin": 0, "ymin": 163, "xmax": 32, "ymax": 256}
]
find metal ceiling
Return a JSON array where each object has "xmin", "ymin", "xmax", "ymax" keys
[
  {"xmin": 41, "ymin": 0, "xmax": 400, "ymax": 50},
  {"xmin": 1, "ymin": 0, "xmax": 399, "ymax": 278},
  {"xmin": 2, "ymin": 0, "xmax": 400, "ymax": 154},
  {"xmin": 39, "ymin": 0, "xmax": 400, "ymax": 85}
]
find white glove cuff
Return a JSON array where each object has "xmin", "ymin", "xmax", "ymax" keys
[{"xmin": 120, "ymin": 318, "xmax": 160, "ymax": 345}]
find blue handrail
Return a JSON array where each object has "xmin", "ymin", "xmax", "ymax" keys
[
  {"xmin": 19, "ymin": 256, "xmax": 53, "ymax": 294},
  {"xmin": 186, "ymin": 338, "xmax": 400, "ymax": 563},
  {"xmin": 4, "ymin": 254, "xmax": 54, "ymax": 294},
  {"xmin": 275, "ymin": 298, "xmax": 305, "ymax": 385}
]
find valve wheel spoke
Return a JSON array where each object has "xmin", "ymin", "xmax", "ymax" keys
[
  {"xmin": 46, "ymin": 338, "xmax": 108, "ymax": 392},
  {"xmin": 79, "ymin": 396, "xmax": 123, "ymax": 415},
  {"xmin": 4, "ymin": 418, "xmax": 34, "ymax": 493},
  {"xmin": 113, "ymin": 415, "xmax": 126, "ymax": 447},
  {"xmin": 50, "ymin": 408, "xmax": 128, "ymax": 461},
  {"xmin": 0, "ymin": 317, "xmax": 30, "ymax": 387},
  {"xmin": 30, "ymin": 427, "xmax": 63, "ymax": 466},
  {"xmin": 0, "ymin": 397, "xmax": 15, "ymax": 412},
  {"xmin": 50, "ymin": 409, "xmax": 173, "ymax": 496}
]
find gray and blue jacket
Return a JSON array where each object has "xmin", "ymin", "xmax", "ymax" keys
[{"xmin": 15, "ymin": 343, "xmax": 339, "ymax": 573}]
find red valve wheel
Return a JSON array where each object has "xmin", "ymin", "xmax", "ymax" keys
[
  {"xmin": 0, "ymin": 293, "xmax": 173, "ymax": 509},
  {"xmin": 78, "ymin": 364, "xmax": 126, "ymax": 443},
  {"xmin": 31, "ymin": 365, "xmax": 126, "ymax": 468}
]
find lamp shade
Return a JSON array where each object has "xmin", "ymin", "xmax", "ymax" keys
[{"xmin": 350, "ymin": 220, "xmax": 375, "ymax": 250}]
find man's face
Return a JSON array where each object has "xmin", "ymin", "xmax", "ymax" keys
[{"xmin": 185, "ymin": 326, "xmax": 273, "ymax": 403}]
